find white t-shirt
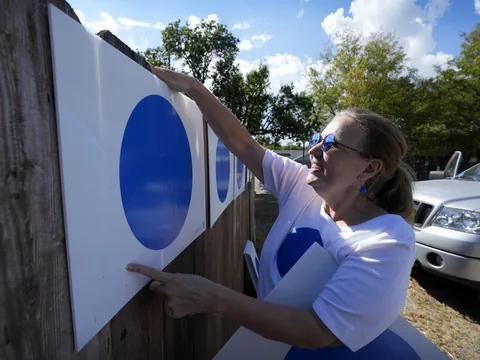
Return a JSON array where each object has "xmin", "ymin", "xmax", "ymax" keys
[{"xmin": 258, "ymin": 150, "xmax": 416, "ymax": 352}]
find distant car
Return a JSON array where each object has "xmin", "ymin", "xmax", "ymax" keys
[{"xmin": 411, "ymin": 151, "xmax": 480, "ymax": 296}]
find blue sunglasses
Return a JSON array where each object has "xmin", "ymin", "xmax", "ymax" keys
[{"xmin": 309, "ymin": 133, "xmax": 368, "ymax": 157}]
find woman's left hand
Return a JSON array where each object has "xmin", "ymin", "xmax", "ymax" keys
[{"xmin": 126, "ymin": 263, "xmax": 218, "ymax": 318}]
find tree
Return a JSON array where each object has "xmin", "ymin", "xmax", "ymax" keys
[
  {"xmin": 426, "ymin": 24, "xmax": 480, "ymax": 158},
  {"xmin": 268, "ymin": 84, "xmax": 317, "ymax": 142},
  {"xmin": 210, "ymin": 53, "xmax": 246, "ymax": 120},
  {"xmin": 142, "ymin": 18, "xmax": 318, "ymax": 142},
  {"xmin": 212, "ymin": 62, "xmax": 319, "ymax": 141},
  {"xmin": 455, "ymin": 23, "xmax": 480, "ymax": 80},
  {"xmin": 141, "ymin": 46, "xmax": 175, "ymax": 69},
  {"xmin": 160, "ymin": 19, "xmax": 239, "ymax": 84},
  {"xmin": 307, "ymin": 30, "xmax": 448, "ymax": 158},
  {"xmin": 308, "ymin": 31, "xmax": 418, "ymax": 125}
]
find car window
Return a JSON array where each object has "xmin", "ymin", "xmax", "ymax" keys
[
  {"xmin": 455, "ymin": 164, "xmax": 480, "ymax": 182},
  {"xmin": 444, "ymin": 151, "xmax": 462, "ymax": 178}
]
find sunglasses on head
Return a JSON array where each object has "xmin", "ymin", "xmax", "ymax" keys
[{"xmin": 309, "ymin": 132, "xmax": 368, "ymax": 157}]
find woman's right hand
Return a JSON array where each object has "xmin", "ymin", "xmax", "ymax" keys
[
  {"xmin": 148, "ymin": 64, "xmax": 266, "ymax": 184},
  {"xmin": 148, "ymin": 64, "xmax": 199, "ymax": 94}
]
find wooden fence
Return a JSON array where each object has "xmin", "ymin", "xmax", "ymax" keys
[{"xmin": 0, "ymin": 0, "xmax": 254, "ymax": 359}]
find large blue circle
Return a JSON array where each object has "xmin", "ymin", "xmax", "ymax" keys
[
  {"xmin": 284, "ymin": 329, "xmax": 421, "ymax": 359},
  {"xmin": 119, "ymin": 94, "xmax": 193, "ymax": 250},
  {"xmin": 216, "ymin": 139, "xmax": 230, "ymax": 202},
  {"xmin": 236, "ymin": 158, "xmax": 244, "ymax": 190}
]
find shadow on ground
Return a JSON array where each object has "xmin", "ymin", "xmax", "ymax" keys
[{"xmin": 410, "ymin": 266, "xmax": 479, "ymax": 324}]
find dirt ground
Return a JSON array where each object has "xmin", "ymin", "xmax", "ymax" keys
[{"xmin": 254, "ymin": 192, "xmax": 480, "ymax": 360}]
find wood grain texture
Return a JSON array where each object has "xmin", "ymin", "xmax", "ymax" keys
[
  {"xmin": 0, "ymin": 1, "xmax": 251, "ymax": 359},
  {"xmin": 162, "ymin": 242, "xmax": 196, "ymax": 360},
  {"xmin": 0, "ymin": 0, "xmax": 79, "ymax": 359}
]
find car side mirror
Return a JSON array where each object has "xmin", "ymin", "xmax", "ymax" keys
[{"xmin": 429, "ymin": 171, "xmax": 446, "ymax": 180}]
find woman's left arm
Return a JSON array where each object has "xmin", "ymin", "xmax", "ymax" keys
[
  {"xmin": 126, "ymin": 264, "xmax": 340, "ymax": 350},
  {"xmin": 210, "ymin": 282, "xmax": 340, "ymax": 349}
]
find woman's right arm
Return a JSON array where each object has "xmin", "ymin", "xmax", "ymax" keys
[{"xmin": 188, "ymin": 80, "xmax": 267, "ymax": 184}]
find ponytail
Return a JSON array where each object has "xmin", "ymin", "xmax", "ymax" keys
[{"xmin": 368, "ymin": 162, "xmax": 416, "ymax": 220}]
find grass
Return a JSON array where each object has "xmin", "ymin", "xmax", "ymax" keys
[{"xmin": 253, "ymin": 192, "xmax": 480, "ymax": 360}]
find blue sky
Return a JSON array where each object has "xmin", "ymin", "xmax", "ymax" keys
[{"xmin": 70, "ymin": 0, "xmax": 479, "ymax": 92}]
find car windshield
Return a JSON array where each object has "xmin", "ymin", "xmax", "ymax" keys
[{"xmin": 454, "ymin": 163, "xmax": 480, "ymax": 182}]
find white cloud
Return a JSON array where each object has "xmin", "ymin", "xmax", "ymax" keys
[
  {"xmin": 74, "ymin": 10, "xmax": 165, "ymax": 35},
  {"xmin": 73, "ymin": 10, "xmax": 165, "ymax": 52},
  {"xmin": 320, "ymin": 0, "xmax": 453, "ymax": 77},
  {"xmin": 251, "ymin": 33, "xmax": 272, "ymax": 44},
  {"xmin": 238, "ymin": 39, "xmax": 254, "ymax": 51},
  {"xmin": 236, "ymin": 54, "xmax": 324, "ymax": 93},
  {"xmin": 475, "ymin": 0, "xmax": 480, "ymax": 14},
  {"xmin": 424, "ymin": 0, "xmax": 450, "ymax": 23},
  {"xmin": 127, "ymin": 35, "xmax": 149, "ymax": 51},
  {"xmin": 187, "ymin": 14, "xmax": 219, "ymax": 28},
  {"xmin": 297, "ymin": 9, "xmax": 305, "ymax": 18},
  {"xmin": 118, "ymin": 17, "xmax": 152, "ymax": 29},
  {"xmin": 238, "ymin": 33, "xmax": 272, "ymax": 51},
  {"xmin": 76, "ymin": 10, "xmax": 122, "ymax": 35},
  {"xmin": 74, "ymin": 9, "xmax": 85, "ymax": 23},
  {"xmin": 153, "ymin": 22, "xmax": 166, "ymax": 30},
  {"xmin": 232, "ymin": 21, "xmax": 250, "ymax": 30}
]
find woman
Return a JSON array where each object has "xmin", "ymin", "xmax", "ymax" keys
[{"xmin": 126, "ymin": 66, "xmax": 416, "ymax": 353}]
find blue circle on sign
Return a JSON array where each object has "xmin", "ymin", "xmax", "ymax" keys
[
  {"xmin": 119, "ymin": 94, "xmax": 193, "ymax": 250},
  {"xmin": 284, "ymin": 329, "xmax": 421, "ymax": 359},
  {"xmin": 216, "ymin": 139, "xmax": 230, "ymax": 202},
  {"xmin": 236, "ymin": 158, "xmax": 244, "ymax": 190}
]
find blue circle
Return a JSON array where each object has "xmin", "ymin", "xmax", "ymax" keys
[
  {"xmin": 277, "ymin": 227, "xmax": 324, "ymax": 278},
  {"xmin": 119, "ymin": 94, "xmax": 193, "ymax": 250},
  {"xmin": 216, "ymin": 139, "xmax": 230, "ymax": 202},
  {"xmin": 236, "ymin": 158, "xmax": 244, "ymax": 190},
  {"xmin": 284, "ymin": 329, "xmax": 421, "ymax": 360}
]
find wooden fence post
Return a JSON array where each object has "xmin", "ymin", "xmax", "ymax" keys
[{"xmin": 0, "ymin": 0, "xmax": 78, "ymax": 358}]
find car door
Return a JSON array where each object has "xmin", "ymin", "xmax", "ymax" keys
[{"xmin": 429, "ymin": 151, "xmax": 463, "ymax": 180}]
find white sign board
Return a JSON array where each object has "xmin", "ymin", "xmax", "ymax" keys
[
  {"xmin": 243, "ymin": 240, "xmax": 260, "ymax": 292},
  {"xmin": 234, "ymin": 156, "xmax": 246, "ymax": 199},
  {"xmin": 215, "ymin": 243, "xmax": 448, "ymax": 360},
  {"xmin": 208, "ymin": 125, "xmax": 235, "ymax": 227},
  {"xmin": 48, "ymin": 4, "xmax": 206, "ymax": 351}
]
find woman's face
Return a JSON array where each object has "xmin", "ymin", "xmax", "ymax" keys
[{"xmin": 306, "ymin": 115, "xmax": 380, "ymax": 198}]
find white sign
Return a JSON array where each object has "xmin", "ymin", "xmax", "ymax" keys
[
  {"xmin": 215, "ymin": 243, "xmax": 448, "ymax": 360},
  {"xmin": 234, "ymin": 156, "xmax": 246, "ymax": 199},
  {"xmin": 208, "ymin": 125, "xmax": 235, "ymax": 227},
  {"xmin": 48, "ymin": 4, "xmax": 206, "ymax": 351},
  {"xmin": 243, "ymin": 240, "xmax": 260, "ymax": 292}
]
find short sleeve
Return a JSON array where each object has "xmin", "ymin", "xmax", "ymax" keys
[
  {"xmin": 261, "ymin": 150, "xmax": 309, "ymax": 205},
  {"xmin": 312, "ymin": 219, "xmax": 416, "ymax": 352}
]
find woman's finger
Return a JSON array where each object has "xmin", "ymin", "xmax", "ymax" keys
[
  {"xmin": 165, "ymin": 301, "xmax": 184, "ymax": 318},
  {"xmin": 126, "ymin": 263, "xmax": 173, "ymax": 283},
  {"xmin": 149, "ymin": 280, "xmax": 165, "ymax": 293}
]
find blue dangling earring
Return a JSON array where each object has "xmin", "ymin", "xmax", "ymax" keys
[{"xmin": 360, "ymin": 185, "xmax": 367, "ymax": 194}]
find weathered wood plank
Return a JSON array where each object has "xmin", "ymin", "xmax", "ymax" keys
[
  {"xmin": 96, "ymin": 30, "xmax": 151, "ymax": 72},
  {"xmin": 109, "ymin": 287, "xmax": 165, "ymax": 360},
  {"xmin": 162, "ymin": 241, "xmax": 196, "ymax": 360},
  {"xmin": 0, "ymin": 0, "xmax": 80, "ymax": 359}
]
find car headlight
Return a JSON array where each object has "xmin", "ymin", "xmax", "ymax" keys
[{"xmin": 432, "ymin": 207, "xmax": 480, "ymax": 234}]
